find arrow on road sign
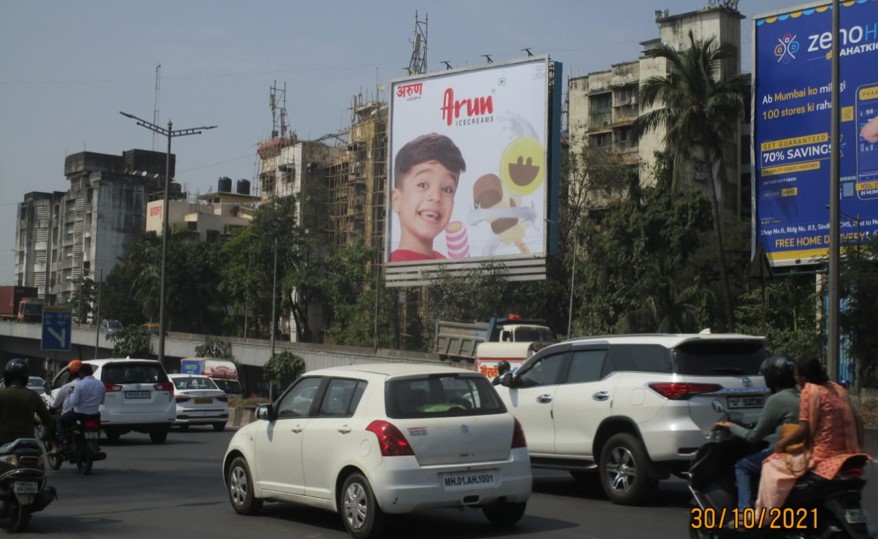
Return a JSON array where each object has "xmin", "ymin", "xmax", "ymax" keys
[{"xmin": 47, "ymin": 327, "xmax": 66, "ymax": 347}]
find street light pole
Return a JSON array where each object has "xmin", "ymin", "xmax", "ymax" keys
[{"xmin": 119, "ymin": 111, "xmax": 216, "ymax": 369}]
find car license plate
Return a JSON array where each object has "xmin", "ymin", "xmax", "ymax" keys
[
  {"xmin": 13, "ymin": 482, "xmax": 38, "ymax": 494},
  {"xmin": 125, "ymin": 390, "xmax": 150, "ymax": 399},
  {"xmin": 194, "ymin": 398, "xmax": 213, "ymax": 404},
  {"xmin": 85, "ymin": 431, "xmax": 99, "ymax": 439},
  {"xmin": 441, "ymin": 470, "xmax": 500, "ymax": 491},
  {"xmin": 728, "ymin": 395, "xmax": 764, "ymax": 409}
]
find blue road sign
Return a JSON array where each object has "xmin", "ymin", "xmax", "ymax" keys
[{"xmin": 41, "ymin": 308, "xmax": 72, "ymax": 351}]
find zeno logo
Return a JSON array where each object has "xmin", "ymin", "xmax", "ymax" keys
[{"xmin": 774, "ymin": 32, "xmax": 800, "ymax": 63}]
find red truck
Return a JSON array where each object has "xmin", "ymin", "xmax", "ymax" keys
[{"xmin": 0, "ymin": 285, "xmax": 43, "ymax": 322}]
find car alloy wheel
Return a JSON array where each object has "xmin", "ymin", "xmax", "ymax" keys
[
  {"xmin": 227, "ymin": 457, "xmax": 262, "ymax": 515},
  {"xmin": 599, "ymin": 433, "xmax": 657, "ymax": 505},
  {"xmin": 340, "ymin": 472, "xmax": 384, "ymax": 539}
]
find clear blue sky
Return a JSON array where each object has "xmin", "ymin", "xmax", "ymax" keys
[{"xmin": 0, "ymin": 0, "xmax": 806, "ymax": 282}]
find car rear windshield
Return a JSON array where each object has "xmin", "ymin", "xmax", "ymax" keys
[
  {"xmin": 172, "ymin": 376, "xmax": 218, "ymax": 390},
  {"xmin": 386, "ymin": 374, "xmax": 506, "ymax": 419},
  {"xmin": 674, "ymin": 341, "xmax": 770, "ymax": 376},
  {"xmin": 101, "ymin": 363, "xmax": 169, "ymax": 385},
  {"xmin": 213, "ymin": 379, "xmax": 242, "ymax": 395}
]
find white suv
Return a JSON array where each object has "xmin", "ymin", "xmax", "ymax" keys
[
  {"xmin": 494, "ymin": 333, "xmax": 770, "ymax": 505},
  {"xmin": 50, "ymin": 358, "xmax": 176, "ymax": 444}
]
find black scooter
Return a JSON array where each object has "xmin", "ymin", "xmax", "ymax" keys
[
  {"xmin": 687, "ymin": 401, "xmax": 874, "ymax": 539},
  {"xmin": 0, "ymin": 438, "xmax": 57, "ymax": 532}
]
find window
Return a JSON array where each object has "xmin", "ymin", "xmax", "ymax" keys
[
  {"xmin": 101, "ymin": 363, "xmax": 169, "ymax": 385},
  {"xmin": 517, "ymin": 353, "xmax": 565, "ymax": 387},
  {"xmin": 386, "ymin": 375, "xmax": 505, "ymax": 419},
  {"xmin": 606, "ymin": 345, "xmax": 672, "ymax": 374},
  {"xmin": 318, "ymin": 378, "xmax": 365, "ymax": 417},
  {"xmin": 566, "ymin": 349, "xmax": 608, "ymax": 383},
  {"xmin": 276, "ymin": 377, "xmax": 323, "ymax": 418},
  {"xmin": 674, "ymin": 342, "xmax": 769, "ymax": 376}
]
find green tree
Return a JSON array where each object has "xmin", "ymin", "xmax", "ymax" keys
[
  {"xmin": 631, "ymin": 31, "xmax": 750, "ymax": 331},
  {"xmin": 65, "ymin": 277, "xmax": 96, "ymax": 324},
  {"xmin": 735, "ymin": 275, "xmax": 822, "ymax": 360},
  {"xmin": 108, "ymin": 324, "xmax": 152, "ymax": 357},
  {"xmin": 263, "ymin": 350, "xmax": 305, "ymax": 392},
  {"xmin": 840, "ymin": 236, "xmax": 878, "ymax": 387},
  {"xmin": 572, "ymin": 155, "xmax": 716, "ymax": 335},
  {"xmin": 194, "ymin": 336, "xmax": 234, "ymax": 359}
]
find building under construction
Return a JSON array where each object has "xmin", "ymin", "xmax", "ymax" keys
[{"xmin": 326, "ymin": 94, "xmax": 388, "ymax": 251}]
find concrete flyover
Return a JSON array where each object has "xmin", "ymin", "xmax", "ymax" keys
[{"xmin": 0, "ymin": 320, "xmax": 462, "ymax": 382}]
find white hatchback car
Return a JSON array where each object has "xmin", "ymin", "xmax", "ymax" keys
[
  {"xmin": 222, "ymin": 363, "xmax": 531, "ymax": 538},
  {"xmin": 50, "ymin": 358, "xmax": 176, "ymax": 444},
  {"xmin": 168, "ymin": 374, "xmax": 229, "ymax": 431}
]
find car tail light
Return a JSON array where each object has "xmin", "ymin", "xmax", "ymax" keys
[
  {"xmin": 83, "ymin": 417, "xmax": 101, "ymax": 430},
  {"xmin": 648, "ymin": 382, "xmax": 722, "ymax": 400},
  {"xmin": 216, "ymin": 395, "xmax": 228, "ymax": 403},
  {"xmin": 511, "ymin": 418, "xmax": 527, "ymax": 449},
  {"xmin": 175, "ymin": 395, "xmax": 191, "ymax": 403},
  {"xmin": 154, "ymin": 381, "xmax": 174, "ymax": 392},
  {"xmin": 366, "ymin": 420, "xmax": 414, "ymax": 457},
  {"xmin": 105, "ymin": 383, "xmax": 123, "ymax": 392}
]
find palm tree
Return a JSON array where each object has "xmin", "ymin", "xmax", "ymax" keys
[{"xmin": 630, "ymin": 31, "xmax": 748, "ymax": 331}]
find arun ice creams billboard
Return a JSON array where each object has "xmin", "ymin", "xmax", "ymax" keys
[
  {"xmin": 387, "ymin": 57, "xmax": 551, "ymax": 273},
  {"xmin": 753, "ymin": 0, "xmax": 878, "ymax": 267}
]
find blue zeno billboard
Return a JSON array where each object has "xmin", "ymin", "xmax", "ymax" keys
[{"xmin": 754, "ymin": 0, "xmax": 878, "ymax": 267}]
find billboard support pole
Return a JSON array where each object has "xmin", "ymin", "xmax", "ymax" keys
[{"xmin": 827, "ymin": 0, "xmax": 841, "ymax": 382}]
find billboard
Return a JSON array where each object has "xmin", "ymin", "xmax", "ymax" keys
[
  {"xmin": 753, "ymin": 0, "xmax": 878, "ymax": 267},
  {"xmin": 386, "ymin": 57, "xmax": 557, "ymax": 284}
]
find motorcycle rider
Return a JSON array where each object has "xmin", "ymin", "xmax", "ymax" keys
[
  {"xmin": 0, "ymin": 359, "xmax": 56, "ymax": 451},
  {"xmin": 493, "ymin": 361, "xmax": 511, "ymax": 385},
  {"xmin": 48, "ymin": 359, "xmax": 83, "ymax": 453},
  {"xmin": 56, "ymin": 363, "xmax": 104, "ymax": 453},
  {"xmin": 714, "ymin": 353, "xmax": 800, "ymax": 513}
]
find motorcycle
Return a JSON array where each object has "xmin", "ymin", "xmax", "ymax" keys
[
  {"xmin": 0, "ymin": 438, "xmax": 57, "ymax": 533},
  {"xmin": 40, "ymin": 414, "xmax": 106, "ymax": 475},
  {"xmin": 688, "ymin": 401, "xmax": 875, "ymax": 539}
]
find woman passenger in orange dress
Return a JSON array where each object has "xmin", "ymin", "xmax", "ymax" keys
[{"xmin": 755, "ymin": 357, "xmax": 869, "ymax": 512}]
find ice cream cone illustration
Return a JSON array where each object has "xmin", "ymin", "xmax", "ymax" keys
[{"xmin": 445, "ymin": 221, "xmax": 470, "ymax": 258}]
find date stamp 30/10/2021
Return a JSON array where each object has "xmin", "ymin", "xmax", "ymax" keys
[{"xmin": 690, "ymin": 507, "xmax": 817, "ymax": 531}]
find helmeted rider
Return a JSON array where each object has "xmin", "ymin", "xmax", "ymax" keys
[
  {"xmin": 0, "ymin": 359, "xmax": 56, "ymax": 450},
  {"xmin": 714, "ymin": 353, "xmax": 800, "ymax": 512},
  {"xmin": 493, "ymin": 361, "xmax": 511, "ymax": 385}
]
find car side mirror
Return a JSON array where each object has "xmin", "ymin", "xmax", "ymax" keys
[
  {"xmin": 44, "ymin": 381, "xmax": 52, "ymax": 396},
  {"xmin": 499, "ymin": 372, "xmax": 515, "ymax": 387},
  {"xmin": 255, "ymin": 404, "xmax": 274, "ymax": 421}
]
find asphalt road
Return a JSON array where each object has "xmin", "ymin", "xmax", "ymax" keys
[{"xmin": 7, "ymin": 428, "xmax": 876, "ymax": 538}]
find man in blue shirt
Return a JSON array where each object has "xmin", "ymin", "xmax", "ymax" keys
[{"xmin": 56, "ymin": 363, "xmax": 105, "ymax": 453}]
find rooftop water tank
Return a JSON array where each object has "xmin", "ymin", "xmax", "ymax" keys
[
  {"xmin": 218, "ymin": 176, "xmax": 232, "ymax": 193},
  {"xmin": 236, "ymin": 179, "xmax": 251, "ymax": 195}
]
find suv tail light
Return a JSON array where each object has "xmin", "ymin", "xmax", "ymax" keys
[
  {"xmin": 175, "ymin": 395, "xmax": 191, "ymax": 403},
  {"xmin": 105, "ymin": 383, "xmax": 123, "ymax": 392},
  {"xmin": 648, "ymin": 382, "xmax": 722, "ymax": 400},
  {"xmin": 511, "ymin": 418, "xmax": 527, "ymax": 449},
  {"xmin": 366, "ymin": 420, "xmax": 414, "ymax": 456},
  {"xmin": 154, "ymin": 382, "xmax": 174, "ymax": 392}
]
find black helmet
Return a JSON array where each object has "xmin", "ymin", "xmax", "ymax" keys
[
  {"xmin": 760, "ymin": 354, "xmax": 796, "ymax": 390},
  {"xmin": 4, "ymin": 358, "xmax": 29, "ymax": 387},
  {"xmin": 496, "ymin": 361, "xmax": 511, "ymax": 375}
]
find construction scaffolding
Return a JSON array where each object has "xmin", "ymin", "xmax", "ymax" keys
[{"xmin": 326, "ymin": 93, "xmax": 388, "ymax": 253}]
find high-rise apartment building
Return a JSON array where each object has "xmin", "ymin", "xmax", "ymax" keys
[
  {"xmin": 13, "ymin": 149, "xmax": 169, "ymax": 305},
  {"xmin": 567, "ymin": 4, "xmax": 749, "ymax": 218}
]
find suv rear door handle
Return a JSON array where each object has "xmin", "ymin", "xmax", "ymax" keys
[
  {"xmin": 337, "ymin": 426, "xmax": 351, "ymax": 434},
  {"xmin": 537, "ymin": 394, "xmax": 553, "ymax": 403},
  {"xmin": 291, "ymin": 425, "xmax": 303, "ymax": 433},
  {"xmin": 592, "ymin": 391, "xmax": 609, "ymax": 401}
]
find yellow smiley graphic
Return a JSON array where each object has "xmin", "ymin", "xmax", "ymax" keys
[{"xmin": 500, "ymin": 137, "xmax": 545, "ymax": 197}]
